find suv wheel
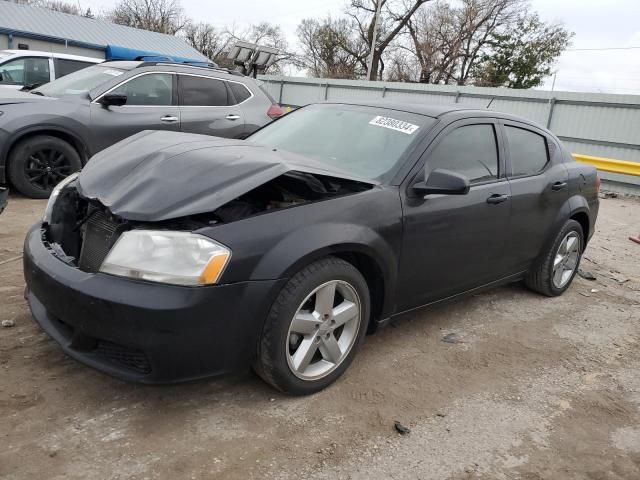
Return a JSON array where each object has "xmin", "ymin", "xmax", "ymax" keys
[
  {"xmin": 526, "ymin": 219, "xmax": 584, "ymax": 297},
  {"xmin": 8, "ymin": 135, "xmax": 82, "ymax": 199},
  {"xmin": 254, "ymin": 256, "xmax": 370, "ymax": 395}
]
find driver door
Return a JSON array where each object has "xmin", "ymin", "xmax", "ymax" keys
[
  {"xmin": 396, "ymin": 119, "xmax": 512, "ymax": 311},
  {"xmin": 89, "ymin": 72, "xmax": 181, "ymax": 152}
]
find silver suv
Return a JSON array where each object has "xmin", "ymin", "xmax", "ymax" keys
[{"xmin": 0, "ymin": 60, "xmax": 283, "ymax": 197}]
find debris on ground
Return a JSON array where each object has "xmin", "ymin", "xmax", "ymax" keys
[
  {"xmin": 2, "ymin": 319, "xmax": 15, "ymax": 327},
  {"xmin": 394, "ymin": 421, "xmax": 411, "ymax": 435},
  {"xmin": 590, "ymin": 289, "xmax": 600, "ymax": 293},
  {"xmin": 629, "ymin": 234, "xmax": 640, "ymax": 245},
  {"xmin": 441, "ymin": 333, "xmax": 465, "ymax": 344},
  {"xmin": 600, "ymin": 192, "xmax": 618, "ymax": 199},
  {"xmin": 578, "ymin": 269, "xmax": 597, "ymax": 281}
]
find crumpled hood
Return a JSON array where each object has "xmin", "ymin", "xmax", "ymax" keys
[
  {"xmin": 77, "ymin": 130, "xmax": 375, "ymax": 222},
  {"xmin": 0, "ymin": 89, "xmax": 56, "ymax": 105}
]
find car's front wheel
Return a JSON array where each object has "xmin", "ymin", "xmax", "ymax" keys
[
  {"xmin": 8, "ymin": 135, "xmax": 82, "ymax": 199},
  {"xmin": 526, "ymin": 219, "xmax": 584, "ymax": 297},
  {"xmin": 254, "ymin": 256, "xmax": 370, "ymax": 395}
]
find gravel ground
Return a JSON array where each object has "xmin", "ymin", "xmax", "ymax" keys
[{"xmin": 1, "ymin": 194, "xmax": 639, "ymax": 480}]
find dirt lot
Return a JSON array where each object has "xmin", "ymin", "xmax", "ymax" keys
[{"xmin": 1, "ymin": 194, "xmax": 639, "ymax": 480}]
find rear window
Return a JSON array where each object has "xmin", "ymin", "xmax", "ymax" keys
[
  {"xmin": 179, "ymin": 75, "xmax": 228, "ymax": 106},
  {"xmin": 55, "ymin": 59, "xmax": 95, "ymax": 78},
  {"xmin": 505, "ymin": 126, "xmax": 549, "ymax": 177},
  {"xmin": 228, "ymin": 81, "xmax": 252, "ymax": 104}
]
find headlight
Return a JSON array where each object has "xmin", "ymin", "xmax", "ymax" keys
[
  {"xmin": 42, "ymin": 172, "xmax": 79, "ymax": 224},
  {"xmin": 99, "ymin": 230, "xmax": 231, "ymax": 286}
]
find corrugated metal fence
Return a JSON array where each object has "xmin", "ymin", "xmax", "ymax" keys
[{"xmin": 258, "ymin": 75, "xmax": 640, "ymax": 193}]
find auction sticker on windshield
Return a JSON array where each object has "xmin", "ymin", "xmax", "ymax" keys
[{"xmin": 369, "ymin": 116, "xmax": 419, "ymax": 135}]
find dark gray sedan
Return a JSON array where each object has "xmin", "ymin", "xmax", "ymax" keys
[
  {"xmin": 24, "ymin": 101, "xmax": 600, "ymax": 394},
  {"xmin": 0, "ymin": 61, "xmax": 282, "ymax": 198}
]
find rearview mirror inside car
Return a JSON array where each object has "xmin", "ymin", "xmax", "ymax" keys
[
  {"xmin": 100, "ymin": 93, "xmax": 128, "ymax": 108},
  {"xmin": 412, "ymin": 168, "xmax": 470, "ymax": 196}
]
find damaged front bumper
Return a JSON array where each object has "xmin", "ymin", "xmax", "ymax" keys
[{"xmin": 23, "ymin": 224, "xmax": 286, "ymax": 383}]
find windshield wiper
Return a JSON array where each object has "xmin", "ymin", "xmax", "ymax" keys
[{"xmin": 29, "ymin": 90, "xmax": 44, "ymax": 96}]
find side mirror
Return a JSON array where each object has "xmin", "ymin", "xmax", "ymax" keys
[
  {"xmin": 99, "ymin": 93, "xmax": 127, "ymax": 108},
  {"xmin": 412, "ymin": 168, "xmax": 470, "ymax": 196}
]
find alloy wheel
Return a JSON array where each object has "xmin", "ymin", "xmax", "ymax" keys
[
  {"xmin": 286, "ymin": 280, "xmax": 361, "ymax": 381},
  {"xmin": 24, "ymin": 148, "xmax": 72, "ymax": 192},
  {"xmin": 552, "ymin": 231, "xmax": 581, "ymax": 288}
]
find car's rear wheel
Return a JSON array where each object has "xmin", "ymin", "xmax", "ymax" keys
[
  {"xmin": 254, "ymin": 256, "xmax": 370, "ymax": 395},
  {"xmin": 8, "ymin": 135, "xmax": 82, "ymax": 199},
  {"xmin": 525, "ymin": 219, "xmax": 584, "ymax": 297}
]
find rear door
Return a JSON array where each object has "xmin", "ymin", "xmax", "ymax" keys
[
  {"xmin": 396, "ymin": 119, "xmax": 512, "ymax": 311},
  {"xmin": 89, "ymin": 72, "xmax": 181, "ymax": 152},
  {"xmin": 177, "ymin": 74, "xmax": 246, "ymax": 138},
  {"xmin": 501, "ymin": 120, "xmax": 569, "ymax": 273}
]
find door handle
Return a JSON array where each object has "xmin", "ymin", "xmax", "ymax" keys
[
  {"xmin": 225, "ymin": 114, "xmax": 241, "ymax": 121},
  {"xmin": 160, "ymin": 115, "xmax": 179, "ymax": 123},
  {"xmin": 552, "ymin": 181, "xmax": 567, "ymax": 191},
  {"xmin": 486, "ymin": 193, "xmax": 509, "ymax": 204}
]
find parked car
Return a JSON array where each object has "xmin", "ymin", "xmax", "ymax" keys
[
  {"xmin": 0, "ymin": 50, "xmax": 101, "ymax": 90},
  {"xmin": 23, "ymin": 102, "xmax": 599, "ymax": 394},
  {"xmin": 0, "ymin": 61, "xmax": 283, "ymax": 198}
]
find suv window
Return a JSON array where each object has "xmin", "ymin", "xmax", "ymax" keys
[
  {"xmin": 179, "ymin": 75, "xmax": 228, "ymax": 106},
  {"xmin": 228, "ymin": 81, "xmax": 251, "ymax": 104},
  {"xmin": 427, "ymin": 124, "xmax": 499, "ymax": 183},
  {"xmin": 505, "ymin": 126, "xmax": 549, "ymax": 176},
  {"xmin": 110, "ymin": 73, "xmax": 174, "ymax": 106},
  {"xmin": 0, "ymin": 57, "xmax": 50, "ymax": 86},
  {"xmin": 55, "ymin": 59, "xmax": 94, "ymax": 78}
]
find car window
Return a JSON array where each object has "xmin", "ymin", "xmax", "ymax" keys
[
  {"xmin": 248, "ymin": 104, "xmax": 434, "ymax": 181},
  {"xmin": 427, "ymin": 124, "xmax": 499, "ymax": 183},
  {"xmin": 110, "ymin": 73, "xmax": 174, "ymax": 106},
  {"xmin": 228, "ymin": 81, "xmax": 251, "ymax": 104},
  {"xmin": 55, "ymin": 59, "xmax": 94, "ymax": 78},
  {"xmin": 505, "ymin": 126, "xmax": 549, "ymax": 176},
  {"xmin": 0, "ymin": 57, "xmax": 49, "ymax": 86},
  {"xmin": 179, "ymin": 75, "xmax": 228, "ymax": 106},
  {"xmin": 34, "ymin": 64, "xmax": 125, "ymax": 97}
]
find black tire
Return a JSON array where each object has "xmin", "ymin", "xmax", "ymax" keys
[
  {"xmin": 8, "ymin": 135, "xmax": 82, "ymax": 199},
  {"xmin": 525, "ymin": 219, "xmax": 584, "ymax": 297},
  {"xmin": 254, "ymin": 256, "xmax": 370, "ymax": 395}
]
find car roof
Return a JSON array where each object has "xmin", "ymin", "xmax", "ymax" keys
[
  {"xmin": 317, "ymin": 100, "xmax": 547, "ymax": 129},
  {"xmin": 0, "ymin": 49, "xmax": 102, "ymax": 63}
]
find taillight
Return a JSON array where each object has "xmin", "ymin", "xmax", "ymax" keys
[
  {"xmin": 595, "ymin": 174, "xmax": 601, "ymax": 193},
  {"xmin": 267, "ymin": 104, "xmax": 284, "ymax": 119}
]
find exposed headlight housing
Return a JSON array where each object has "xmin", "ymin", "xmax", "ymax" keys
[
  {"xmin": 99, "ymin": 230, "xmax": 231, "ymax": 286},
  {"xmin": 42, "ymin": 172, "xmax": 79, "ymax": 224}
]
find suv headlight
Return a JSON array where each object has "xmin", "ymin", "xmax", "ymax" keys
[
  {"xmin": 43, "ymin": 172, "xmax": 79, "ymax": 224},
  {"xmin": 99, "ymin": 230, "xmax": 231, "ymax": 286}
]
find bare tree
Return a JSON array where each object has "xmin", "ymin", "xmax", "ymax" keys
[
  {"xmin": 16, "ymin": 0, "xmax": 93, "ymax": 16},
  {"xmin": 345, "ymin": 0, "xmax": 432, "ymax": 80},
  {"xmin": 408, "ymin": 0, "xmax": 522, "ymax": 85},
  {"xmin": 107, "ymin": 0, "xmax": 186, "ymax": 34},
  {"xmin": 297, "ymin": 17, "xmax": 365, "ymax": 79},
  {"xmin": 183, "ymin": 22, "xmax": 234, "ymax": 63}
]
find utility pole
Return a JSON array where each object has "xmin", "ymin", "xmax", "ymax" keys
[{"xmin": 366, "ymin": 0, "xmax": 383, "ymax": 81}]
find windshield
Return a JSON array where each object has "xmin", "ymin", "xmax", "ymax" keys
[
  {"xmin": 248, "ymin": 104, "xmax": 434, "ymax": 181},
  {"xmin": 34, "ymin": 64, "xmax": 125, "ymax": 97}
]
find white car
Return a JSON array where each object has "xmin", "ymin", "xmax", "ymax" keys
[{"xmin": 0, "ymin": 50, "xmax": 102, "ymax": 90}]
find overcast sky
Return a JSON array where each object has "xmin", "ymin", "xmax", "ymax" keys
[{"xmin": 82, "ymin": 0, "xmax": 640, "ymax": 95}]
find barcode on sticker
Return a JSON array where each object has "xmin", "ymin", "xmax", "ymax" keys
[{"xmin": 369, "ymin": 116, "xmax": 419, "ymax": 135}]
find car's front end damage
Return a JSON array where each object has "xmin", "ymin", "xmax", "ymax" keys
[{"xmin": 23, "ymin": 131, "xmax": 387, "ymax": 383}]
